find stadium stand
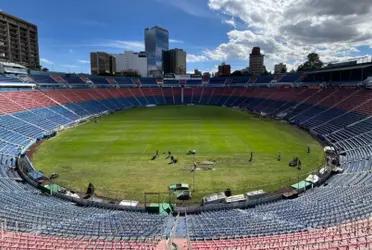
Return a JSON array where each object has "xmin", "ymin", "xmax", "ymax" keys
[
  {"xmin": 140, "ymin": 77, "xmax": 158, "ymax": 86},
  {"xmin": 185, "ymin": 79, "xmax": 202, "ymax": 86},
  {"xmin": 255, "ymin": 75, "xmax": 274, "ymax": 84},
  {"xmin": 0, "ymin": 70, "xmax": 371, "ymax": 249},
  {"xmin": 0, "ymin": 74, "xmax": 24, "ymax": 83},
  {"xmin": 277, "ymin": 73, "xmax": 302, "ymax": 83},
  {"xmin": 63, "ymin": 74, "xmax": 90, "ymax": 85},
  {"xmin": 208, "ymin": 77, "xmax": 226, "ymax": 86}
]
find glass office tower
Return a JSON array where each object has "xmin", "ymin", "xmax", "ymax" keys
[{"xmin": 145, "ymin": 26, "xmax": 169, "ymax": 77}]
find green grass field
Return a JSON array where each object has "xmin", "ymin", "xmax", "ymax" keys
[{"xmin": 32, "ymin": 105, "xmax": 324, "ymax": 203}]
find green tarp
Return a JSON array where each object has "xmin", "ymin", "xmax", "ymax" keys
[
  {"xmin": 291, "ymin": 180, "xmax": 312, "ymax": 191},
  {"xmin": 44, "ymin": 184, "xmax": 64, "ymax": 194},
  {"xmin": 146, "ymin": 203, "xmax": 173, "ymax": 215}
]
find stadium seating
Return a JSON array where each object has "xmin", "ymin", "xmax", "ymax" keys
[
  {"xmin": 255, "ymin": 75, "xmax": 274, "ymax": 84},
  {"xmin": 208, "ymin": 77, "xmax": 226, "ymax": 86},
  {"xmin": 0, "ymin": 74, "xmax": 24, "ymax": 83},
  {"xmin": 63, "ymin": 74, "xmax": 90, "ymax": 85},
  {"xmin": 277, "ymin": 73, "xmax": 302, "ymax": 83},
  {"xmin": 140, "ymin": 77, "xmax": 158, "ymax": 86},
  {"xmin": 186, "ymin": 79, "xmax": 202, "ymax": 86},
  {"xmin": 0, "ymin": 74, "xmax": 371, "ymax": 248},
  {"xmin": 190, "ymin": 218, "xmax": 372, "ymax": 249}
]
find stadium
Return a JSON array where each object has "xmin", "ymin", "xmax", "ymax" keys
[
  {"xmin": 0, "ymin": 2, "xmax": 372, "ymax": 249},
  {"xmin": 0, "ymin": 64, "xmax": 371, "ymax": 249}
]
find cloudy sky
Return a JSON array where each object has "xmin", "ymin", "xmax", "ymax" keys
[{"xmin": 2, "ymin": 0, "xmax": 372, "ymax": 73}]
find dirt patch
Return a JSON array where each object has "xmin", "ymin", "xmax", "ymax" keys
[{"xmin": 26, "ymin": 140, "xmax": 43, "ymax": 160}]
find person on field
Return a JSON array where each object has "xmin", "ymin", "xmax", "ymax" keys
[
  {"xmin": 297, "ymin": 159, "xmax": 302, "ymax": 170},
  {"xmin": 151, "ymin": 150, "xmax": 159, "ymax": 160},
  {"xmin": 249, "ymin": 152, "xmax": 254, "ymax": 162}
]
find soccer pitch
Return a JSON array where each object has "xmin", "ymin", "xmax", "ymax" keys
[{"xmin": 32, "ymin": 105, "xmax": 324, "ymax": 203}]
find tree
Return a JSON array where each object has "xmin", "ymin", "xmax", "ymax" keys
[
  {"xmin": 280, "ymin": 65, "xmax": 287, "ymax": 74},
  {"xmin": 231, "ymin": 70, "xmax": 243, "ymax": 76},
  {"xmin": 297, "ymin": 53, "xmax": 324, "ymax": 72},
  {"xmin": 262, "ymin": 66, "xmax": 272, "ymax": 75}
]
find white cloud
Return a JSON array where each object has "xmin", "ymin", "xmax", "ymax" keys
[
  {"xmin": 40, "ymin": 58, "xmax": 54, "ymax": 65},
  {"xmin": 98, "ymin": 40, "xmax": 144, "ymax": 51},
  {"xmin": 60, "ymin": 64, "xmax": 79, "ymax": 68},
  {"xmin": 170, "ymin": 39, "xmax": 184, "ymax": 44},
  {"xmin": 155, "ymin": 0, "xmax": 213, "ymax": 18},
  {"xmin": 78, "ymin": 60, "xmax": 90, "ymax": 64},
  {"xmin": 191, "ymin": 0, "xmax": 372, "ymax": 71},
  {"xmin": 187, "ymin": 54, "xmax": 209, "ymax": 63},
  {"xmin": 224, "ymin": 18, "xmax": 236, "ymax": 28}
]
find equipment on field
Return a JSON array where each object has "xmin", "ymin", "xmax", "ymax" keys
[
  {"xmin": 245, "ymin": 189, "xmax": 266, "ymax": 200},
  {"xmin": 289, "ymin": 157, "xmax": 299, "ymax": 167},
  {"xmin": 169, "ymin": 183, "xmax": 191, "ymax": 200},
  {"xmin": 224, "ymin": 194, "xmax": 246, "ymax": 204},
  {"xmin": 282, "ymin": 189, "xmax": 298, "ymax": 199},
  {"xmin": 202, "ymin": 192, "xmax": 226, "ymax": 205},
  {"xmin": 119, "ymin": 200, "xmax": 139, "ymax": 207},
  {"xmin": 187, "ymin": 149, "xmax": 196, "ymax": 155}
]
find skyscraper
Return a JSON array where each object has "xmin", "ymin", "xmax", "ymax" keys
[
  {"xmin": 90, "ymin": 52, "xmax": 116, "ymax": 75},
  {"xmin": 274, "ymin": 63, "xmax": 287, "ymax": 74},
  {"xmin": 217, "ymin": 63, "xmax": 231, "ymax": 76},
  {"xmin": 145, "ymin": 26, "xmax": 169, "ymax": 77},
  {"xmin": 113, "ymin": 51, "xmax": 147, "ymax": 77},
  {"xmin": 162, "ymin": 48, "xmax": 186, "ymax": 75},
  {"xmin": 249, "ymin": 47, "xmax": 265, "ymax": 76},
  {"xmin": 0, "ymin": 11, "xmax": 40, "ymax": 70}
]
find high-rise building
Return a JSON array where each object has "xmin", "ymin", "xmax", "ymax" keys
[
  {"xmin": 193, "ymin": 69, "xmax": 202, "ymax": 77},
  {"xmin": 90, "ymin": 52, "xmax": 116, "ymax": 75},
  {"xmin": 0, "ymin": 11, "xmax": 40, "ymax": 70},
  {"xmin": 113, "ymin": 51, "xmax": 147, "ymax": 77},
  {"xmin": 249, "ymin": 47, "xmax": 265, "ymax": 76},
  {"xmin": 217, "ymin": 63, "xmax": 231, "ymax": 76},
  {"xmin": 145, "ymin": 26, "xmax": 169, "ymax": 77},
  {"xmin": 162, "ymin": 48, "xmax": 186, "ymax": 75},
  {"xmin": 274, "ymin": 63, "xmax": 287, "ymax": 74}
]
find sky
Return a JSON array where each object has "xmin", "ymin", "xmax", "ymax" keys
[{"xmin": 2, "ymin": 0, "xmax": 372, "ymax": 74}]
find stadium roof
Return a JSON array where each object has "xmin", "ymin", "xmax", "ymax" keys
[
  {"xmin": 0, "ymin": 61, "xmax": 27, "ymax": 68},
  {"xmin": 307, "ymin": 63, "xmax": 372, "ymax": 74}
]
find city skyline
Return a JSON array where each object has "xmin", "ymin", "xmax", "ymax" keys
[{"xmin": 1, "ymin": 0, "xmax": 372, "ymax": 74}]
